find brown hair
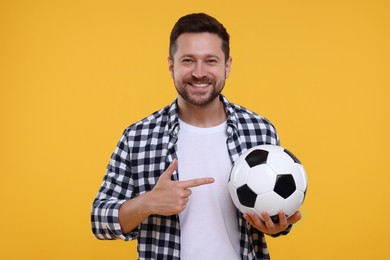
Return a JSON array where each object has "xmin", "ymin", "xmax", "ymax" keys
[{"xmin": 169, "ymin": 13, "xmax": 230, "ymax": 61}]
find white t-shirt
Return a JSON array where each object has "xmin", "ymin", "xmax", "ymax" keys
[{"xmin": 177, "ymin": 119, "xmax": 240, "ymax": 260}]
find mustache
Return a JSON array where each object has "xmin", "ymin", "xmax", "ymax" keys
[{"xmin": 184, "ymin": 76, "xmax": 215, "ymax": 84}]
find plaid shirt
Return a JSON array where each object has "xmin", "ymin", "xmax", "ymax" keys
[{"xmin": 91, "ymin": 95, "xmax": 291, "ymax": 259}]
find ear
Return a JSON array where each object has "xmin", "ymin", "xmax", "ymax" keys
[
  {"xmin": 168, "ymin": 57, "xmax": 174, "ymax": 78},
  {"xmin": 225, "ymin": 57, "xmax": 232, "ymax": 79}
]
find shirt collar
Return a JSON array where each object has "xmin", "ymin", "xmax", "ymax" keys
[
  {"xmin": 220, "ymin": 95, "xmax": 239, "ymax": 134},
  {"xmin": 167, "ymin": 99, "xmax": 180, "ymax": 137},
  {"xmin": 167, "ymin": 94, "xmax": 239, "ymax": 137}
]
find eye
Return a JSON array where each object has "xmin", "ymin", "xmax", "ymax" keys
[
  {"xmin": 206, "ymin": 58, "xmax": 218, "ymax": 64},
  {"xmin": 181, "ymin": 58, "xmax": 194, "ymax": 64}
]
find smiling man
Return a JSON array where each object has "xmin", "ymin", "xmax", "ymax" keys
[
  {"xmin": 168, "ymin": 32, "xmax": 231, "ymax": 128},
  {"xmin": 91, "ymin": 13, "xmax": 301, "ymax": 260}
]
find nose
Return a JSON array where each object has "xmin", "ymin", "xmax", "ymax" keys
[{"xmin": 192, "ymin": 62, "xmax": 207, "ymax": 79}]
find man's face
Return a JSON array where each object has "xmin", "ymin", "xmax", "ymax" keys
[{"xmin": 169, "ymin": 32, "xmax": 232, "ymax": 107}]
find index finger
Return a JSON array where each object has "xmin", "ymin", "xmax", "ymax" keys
[{"xmin": 179, "ymin": 177, "xmax": 215, "ymax": 189}]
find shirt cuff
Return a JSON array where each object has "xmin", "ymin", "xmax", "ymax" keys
[{"xmin": 100, "ymin": 199, "xmax": 139, "ymax": 241}]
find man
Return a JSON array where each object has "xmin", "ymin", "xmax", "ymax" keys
[{"xmin": 91, "ymin": 13, "xmax": 301, "ymax": 259}]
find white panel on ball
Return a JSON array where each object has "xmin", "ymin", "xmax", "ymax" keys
[
  {"xmin": 246, "ymin": 164, "xmax": 276, "ymax": 194},
  {"xmin": 240, "ymin": 204, "xmax": 256, "ymax": 215},
  {"xmin": 284, "ymin": 191, "xmax": 305, "ymax": 216},
  {"xmin": 229, "ymin": 161, "xmax": 250, "ymax": 188},
  {"xmin": 292, "ymin": 164, "xmax": 308, "ymax": 192},
  {"xmin": 266, "ymin": 150, "xmax": 295, "ymax": 174},
  {"xmin": 254, "ymin": 192, "xmax": 285, "ymax": 218},
  {"xmin": 228, "ymin": 184, "xmax": 241, "ymax": 210}
]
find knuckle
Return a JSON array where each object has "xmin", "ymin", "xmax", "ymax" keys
[{"xmin": 179, "ymin": 190, "xmax": 187, "ymax": 198}]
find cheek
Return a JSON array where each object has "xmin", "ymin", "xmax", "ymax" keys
[
  {"xmin": 209, "ymin": 66, "xmax": 226, "ymax": 76},
  {"xmin": 174, "ymin": 68, "xmax": 192, "ymax": 81}
]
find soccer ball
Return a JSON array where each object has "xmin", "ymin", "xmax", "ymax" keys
[{"xmin": 228, "ymin": 145, "xmax": 307, "ymax": 223}]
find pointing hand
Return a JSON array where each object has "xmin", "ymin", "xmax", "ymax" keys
[{"xmin": 146, "ymin": 159, "xmax": 215, "ymax": 216}]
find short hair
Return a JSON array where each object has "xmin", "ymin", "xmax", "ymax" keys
[{"xmin": 169, "ymin": 13, "xmax": 230, "ymax": 61}]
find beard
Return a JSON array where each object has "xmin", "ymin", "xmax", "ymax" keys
[{"xmin": 174, "ymin": 75, "xmax": 225, "ymax": 106}]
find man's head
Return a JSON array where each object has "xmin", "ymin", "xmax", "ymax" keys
[
  {"xmin": 168, "ymin": 13, "xmax": 232, "ymax": 108},
  {"xmin": 169, "ymin": 13, "xmax": 230, "ymax": 62}
]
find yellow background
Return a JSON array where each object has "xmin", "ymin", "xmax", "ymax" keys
[{"xmin": 1, "ymin": 0, "xmax": 389, "ymax": 259}]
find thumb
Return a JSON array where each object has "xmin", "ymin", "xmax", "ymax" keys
[{"xmin": 160, "ymin": 159, "xmax": 178, "ymax": 180}]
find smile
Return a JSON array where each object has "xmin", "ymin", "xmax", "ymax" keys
[{"xmin": 190, "ymin": 83, "xmax": 210, "ymax": 88}]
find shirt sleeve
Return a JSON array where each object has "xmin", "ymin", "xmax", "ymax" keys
[
  {"xmin": 91, "ymin": 130, "xmax": 139, "ymax": 241},
  {"xmin": 268, "ymin": 224, "xmax": 292, "ymax": 238}
]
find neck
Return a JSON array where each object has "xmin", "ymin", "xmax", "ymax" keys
[{"xmin": 177, "ymin": 96, "xmax": 227, "ymax": 128}]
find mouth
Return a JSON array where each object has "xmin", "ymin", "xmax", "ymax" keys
[{"xmin": 189, "ymin": 82, "xmax": 210, "ymax": 88}]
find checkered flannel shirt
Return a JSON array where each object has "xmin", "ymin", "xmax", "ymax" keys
[{"xmin": 91, "ymin": 95, "xmax": 292, "ymax": 259}]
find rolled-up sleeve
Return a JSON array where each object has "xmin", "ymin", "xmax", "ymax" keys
[{"xmin": 91, "ymin": 130, "xmax": 138, "ymax": 241}]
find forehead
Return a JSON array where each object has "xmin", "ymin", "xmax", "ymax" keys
[{"xmin": 174, "ymin": 32, "xmax": 224, "ymax": 58}]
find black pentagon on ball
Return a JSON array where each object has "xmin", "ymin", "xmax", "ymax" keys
[
  {"xmin": 270, "ymin": 213, "xmax": 288, "ymax": 224},
  {"xmin": 273, "ymin": 174, "xmax": 296, "ymax": 199},
  {"xmin": 237, "ymin": 184, "xmax": 257, "ymax": 207},
  {"xmin": 245, "ymin": 149, "xmax": 269, "ymax": 168},
  {"xmin": 270, "ymin": 214, "xmax": 280, "ymax": 223},
  {"xmin": 284, "ymin": 149, "xmax": 301, "ymax": 164}
]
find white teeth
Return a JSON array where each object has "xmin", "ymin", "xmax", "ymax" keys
[{"xmin": 192, "ymin": 83, "xmax": 209, "ymax": 87}]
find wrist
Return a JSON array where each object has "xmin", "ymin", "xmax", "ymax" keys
[{"xmin": 137, "ymin": 192, "xmax": 155, "ymax": 216}]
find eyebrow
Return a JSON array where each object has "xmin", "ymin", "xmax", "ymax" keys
[{"xmin": 179, "ymin": 54, "xmax": 221, "ymax": 60}]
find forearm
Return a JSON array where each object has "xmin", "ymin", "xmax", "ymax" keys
[{"xmin": 118, "ymin": 193, "xmax": 153, "ymax": 234}]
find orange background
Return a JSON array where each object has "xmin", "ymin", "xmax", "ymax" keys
[{"xmin": 1, "ymin": 0, "xmax": 389, "ymax": 259}]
